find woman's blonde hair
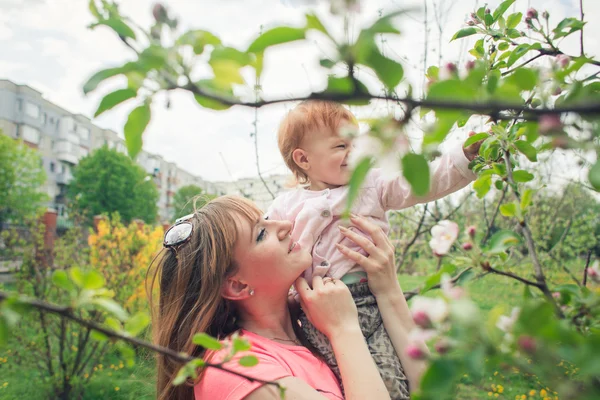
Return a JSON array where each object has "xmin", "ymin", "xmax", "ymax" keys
[{"xmin": 147, "ymin": 195, "xmax": 262, "ymax": 400}]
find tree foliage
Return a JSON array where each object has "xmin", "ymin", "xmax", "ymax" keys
[
  {"xmin": 0, "ymin": 133, "xmax": 48, "ymax": 226},
  {"xmin": 171, "ymin": 185, "xmax": 215, "ymax": 220},
  {"xmin": 67, "ymin": 147, "xmax": 159, "ymax": 224}
]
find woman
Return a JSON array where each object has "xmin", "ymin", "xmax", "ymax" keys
[{"xmin": 149, "ymin": 196, "xmax": 426, "ymax": 400}]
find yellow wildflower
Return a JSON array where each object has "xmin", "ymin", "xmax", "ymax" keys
[
  {"xmin": 530, "ymin": 390, "xmax": 537, "ymax": 396},
  {"xmin": 540, "ymin": 389, "xmax": 547, "ymax": 397},
  {"xmin": 115, "ymin": 387, "xmax": 120, "ymax": 391}
]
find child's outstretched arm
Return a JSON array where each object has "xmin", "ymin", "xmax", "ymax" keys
[{"xmin": 376, "ymin": 139, "xmax": 480, "ymax": 211}]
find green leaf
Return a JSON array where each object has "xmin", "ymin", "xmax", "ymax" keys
[
  {"xmin": 238, "ymin": 355, "xmax": 259, "ymax": 367},
  {"xmin": 420, "ymin": 358, "xmax": 457, "ymax": 395},
  {"xmin": 176, "ymin": 30, "xmax": 221, "ymax": 55},
  {"xmin": 589, "ymin": 160, "xmax": 600, "ymax": 191},
  {"xmin": 247, "ymin": 27, "xmax": 306, "ymax": 53},
  {"xmin": 211, "ymin": 46, "xmax": 252, "ymax": 67},
  {"xmin": 358, "ymin": 46, "xmax": 404, "ymax": 90},
  {"xmin": 90, "ymin": 330, "xmax": 108, "ymax": 342},
  {"xmin": 210, "ymin": 59, "xmax": 245, "ymax": 85},
  {"xmin": 464, "ymin": 133, "xmax": 488, "ymax": 147},
  {"xmin": 193, "ymin": 79, "xmax": 235, "ymax": 111},
  {"xmin": 346, "ymin": 158, "xmax": 372, "ymax": 212},
  {"xmin": 91, "ymin": 298, "xmax": 129, "ymax": 321},
  {"xmin": 101, "ymin": 18, "xmax": 136, "ymax": 40},
  {"xmin": 320, "ymin": 59, "xmax": 336, "ymax": 68},
  {"xmin": 451, "ymin": 27, "xmax": 477, "ymax": 41},
  {"xmin": 512, "ymin": 170, "xmax": 534, "ymax": 183},
  {"xmin": 553, "ymin": 17, "xmax": 586, "ymax": 40},
  {"xmin": 325, "ymin": 76, "xmax": 354, "ymax": 94},
  {"xmin": 83, "ymin": 66, "xmax": 129, "ymax": 94},
  {"xmin": 305, "ymin": 13, "xmax": 330, "ymax": 37},
  {"xmin": 124, "ymin": 312, "xmax": 150, "ymax": 336},
  {"xmin": 94, "ymin": 88, "xmax": 137, "ymax": 117},
  {"xmin": 233, "ymin": 336, "xmax": 252, "ymax": 352},
  {"xmin": 82, "ymin": 269, "xmax": 105, "ymax": 290},
  {"xmin": 506, "ymin": 68, "xmax": 537, "ymax": 91},
  {"xmin": 514, "ymin": 140, "xmax": 537, "ymax": 162},
  {"xmin": 52, "ymin": 270, "xmax": 75, "ymax": 292},
  {"xmin": 402, "ymin": 154, "xmax": 430, "ymax": 196},
  {"xmin": 520, "ymin": 188, "xmax": 533, "ymax": 210},
  {"xmin": 193, "ymin": 333, "xmax": 223, "ymax": 350},
  {"xmin": 492, "ymin": 0, "xmax": 516, "ymax": 22},
  {"xmin": 506, "ymin": 12, "xmax": 522, "ymax": 29},
  {"xmin": 428, "ymin": 79, "xmax": 476, "ymax": 101},
  {"xmin": 507, "ymin": 44, "xmax": 531, "ymax": 68},
  {"xmin": 124, "ymin": 103, "xmax": 151, "ymax": 159},
  {"xmin": 498, "ymin": 42, "xmax": 509, "ymax": 51},
  {"xmin": 487, "ymin": 230, "xmax": 521, "ymax": 254},
  {"xmin": 473, "ymin": 174, "xmax": 492, "ymax": 198},
  {"xmin": 89, "ymin": 0, "xmax": 101, "ymax": 18},
  {"xmin": 499, "ymin": 203, "xmax": 517, "ymax": 217},
  {"xmin": 69, "ymin": 267, "xmax": 85, "ymax": 287},
  {"xmin": 421, "ymin": 264, "xmax": 457, "ymax": 293}
]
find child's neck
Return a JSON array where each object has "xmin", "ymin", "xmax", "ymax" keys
[{"xmin": 308, "ymin": 180, "xmax": 343, "ymax": 191}]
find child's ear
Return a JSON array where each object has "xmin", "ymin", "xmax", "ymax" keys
[{"xmin": 292, "ymin": 148, "xmax": 310, "ymax": 172}]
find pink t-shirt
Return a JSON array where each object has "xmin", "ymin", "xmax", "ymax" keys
[{"xmin": 194, "ymin": 330, "xmax": 343, "ymax": 400}]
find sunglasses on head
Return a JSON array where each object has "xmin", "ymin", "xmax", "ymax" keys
[{"xmin": 163, "ymin": 213, "xmax": 195, "ymax": 250}]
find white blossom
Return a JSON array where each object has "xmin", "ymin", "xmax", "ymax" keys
[
  {"xmin": 410, "ymin": 296, "xmax": 450, "ymax": 324},
  {"xmin": 429, "ymin": 220, "xmax": 459, "ymax": 256},
  {"xmin": 496, "ymin": 307, "xmax": 520, "ymax": 333}
]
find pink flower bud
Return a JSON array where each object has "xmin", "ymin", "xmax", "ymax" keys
[
  {"xmin": 525, "ymin": 17, "xmax": 533, "ymax": 27},
  {"xmin": 462, "ymin": 242, "xmax": 473, "ymax": 251},
  {"xmin": 470, "ymin": 13, "xmax": 478, "ymax": 20},
  {"xmin": 466, "ymin": 225, "xmax": 476, "ymax": 238},
  {"xmin": 552, "ymin": 292, "xmax": 561, "ymax": 299},
  {"xmin": 467, "ymin": 20, "xmax": 475, "ymax": 26},
  {"xmin": 406, "ymin": 344, "xmax": 427, "ymax": 360},
  {"xmin": 517, "ymin": 335, "xmax": 537, "ymax": 354},
  {"xmin": 542, "ymin": 11, "xmax": 549, "ymax": 20},
  {"xmin": 526, "ymin": 8, "xmax": 538, "ymax": 19},
  {"xmin": 466, "ymin": 60, "xmax": 476, "ymax": 71},
  {"xmin": 446, "ymin": 62, "xmax": 457, "ymax": 73},
  {"xmin": 412, "ymin": 310, "xmax": 433, "ymax": 329},
  {"xmin": 539, "ymin": 114, "xmax": 563, "ymax": 134},
  {"xmin": 553, "ymin": 86, "xmax": 562, "ymax": 96},
  {"xmin": 485, "ymin": 8, "xmax": 491, "ymax": 14},
  {"xmin": 152, "ymin": 3, "xmax": 168, "ymax": 22},
  {"xmin": 589, "ymin": 264, "xmax": 599, "ymax": 283},
  {"xmin": 556, "ymin": 54, "xmax": 570, "ymax": 68},
  {"xmin": 435, "ymin": 339, "xmax": 450, "ymax": 354}
]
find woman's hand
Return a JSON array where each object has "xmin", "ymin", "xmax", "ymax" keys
[
  {"xmin": 336, "ymin": 214, "xmax": 401, "ymax": 298},
  {"xmin": 295, "ymin": 276, "xmax": 360, "ymax": 340}
]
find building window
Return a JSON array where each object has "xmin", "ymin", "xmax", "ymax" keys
[
  {"xmin": 50, "ymin": 162, "xmax": 55, "ymax": 173},
  {"xmin": 42, "ymin": 113, "xmax": 47, "ymax": 125},
  {"xmin": 16, "ymin": 99, "xmax": 22, "ymax": 112},
  {"xmin": 25, "ymin": 102, "xmax": 40, "ymax": 119},
  {"xmin": 20, "ymin": 125, "xmax": 41, "ymax": 144},
  {"xmin": 78, "ymin": 126, "xmax": 90, "ymax": 140}
]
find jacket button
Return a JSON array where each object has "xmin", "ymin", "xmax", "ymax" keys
[
  {"xmin": 320, "ymin": 260, "xmax": 330, "ymax": 267},
  {"xmin": 321, "ymin": 210, "xmax": 331, "ymax": 218}
]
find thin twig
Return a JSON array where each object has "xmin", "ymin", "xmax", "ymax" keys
[
  {"xmin": 487, "ymin": 265, "xmax": 542, "ymax": 288},
  {"xmin": 0, "ymin": 291, "xmax": 284, "ymax": 391},
  {"xmin": 583, "ymin": 250, "xmax": 592, "ymax": 287},
  {"xmin": 579, "ymin": 0, "xmax": 585, "ymax": 57},
  {"xmin": 501, "ymin": 53, "xmax": 544, "ymax": 76},
  {"xmin": 482, "ymin": 185, "xmax": 508, "ymax": 244}
]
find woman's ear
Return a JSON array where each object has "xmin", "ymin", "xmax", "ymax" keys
[
  {"xmin": 292, "ymin": 148, "xmax": 310, "ymax": 172},
  {"xmin": 221, "ymin": 277, "xmax": 252, "ymax": 301}
]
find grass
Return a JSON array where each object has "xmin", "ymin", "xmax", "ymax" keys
[{"xmin": 0, "ymin": 266, "xmax": 580, "ymax": 399}]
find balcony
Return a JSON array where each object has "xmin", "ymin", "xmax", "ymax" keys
[
  {"xmin": 55, "ymin": 172, "xmax": 73, "ymax": 185},
  {"xmin": 54, "ymin": 139, "xmax": 79, "ymax": 164}
]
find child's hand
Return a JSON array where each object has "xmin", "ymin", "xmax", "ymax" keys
[{"xmin": 463, "ymin": 131, "xmax": 485, "ymax": 161}]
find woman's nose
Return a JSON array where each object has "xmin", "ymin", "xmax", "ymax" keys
[{"xmin": 275, "ymin": 220, "xmax": 293, "ymax": 240}]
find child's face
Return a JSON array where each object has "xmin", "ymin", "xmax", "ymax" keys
[{"xmin": 302, "ymin": 128, "xmax": 353, "ymax": 189}]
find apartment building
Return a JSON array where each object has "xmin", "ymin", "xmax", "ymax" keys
[{"xmin": 0, "ymin": 79, "xmax": 288, "ymax": 221}]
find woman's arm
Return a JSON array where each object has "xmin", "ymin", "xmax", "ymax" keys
[{"xmin": 336, "ymin": 215, "xmax": 428, "ymax": 391}]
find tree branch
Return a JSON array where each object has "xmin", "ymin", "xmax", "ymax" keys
[
  {"xmin": 583, "ymin": 250, "xmax": 592, "ymax": 287},
  {"xmin": 0, "ymin": 291, "xmax": 284, "ymax": 391},
  {"xmin": 486, "ymin": 265, "xmax": 542, "ymax": 288},
  {"xmin": 579, "ymin": 0, "xmax": 585, "ymax": 57},
  {"xmin": 501, "ymin": 53, "xmax": 545, "ymax": 76}
]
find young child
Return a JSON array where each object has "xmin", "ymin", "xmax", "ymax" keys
[{"xmin": 267, "ymin": 100, "xmax": 479, "ymax": 399}]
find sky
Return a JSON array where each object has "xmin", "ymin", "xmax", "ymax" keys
[{"xmin": 0, "ymin": 0, "xmax": 597, "ymax": 183}]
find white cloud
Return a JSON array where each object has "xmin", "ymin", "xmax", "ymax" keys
[{"xmin": 0, "ymin": 0, "xmax": 598, "ymax": 182}]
